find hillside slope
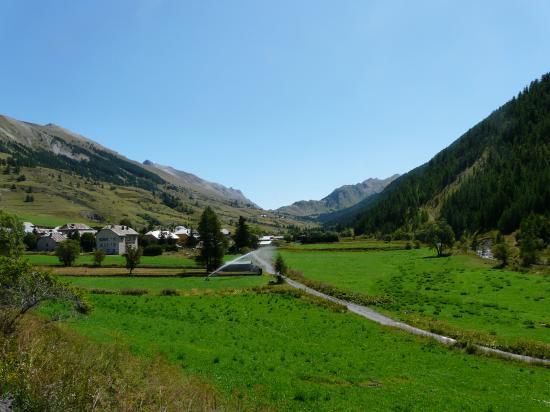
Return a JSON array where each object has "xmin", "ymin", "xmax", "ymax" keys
[
  {"xmin": 328, "ymin": 73, "xmax": 550, "ymax": 236},
  {"xmin": 142, "ymin": 160, "xmax": 258, "ymax": 207},
  {"xmin": 0, "ymin": 115, "xmax": 289, "ymax": 230},
  {"xmin": 277, "ymin": 175, "xmax": 398, "ymax": 217}
]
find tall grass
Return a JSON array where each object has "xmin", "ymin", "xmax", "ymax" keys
[{"xmin": 0, "ymin": 318, "xmax": 224, "ymax": 411}]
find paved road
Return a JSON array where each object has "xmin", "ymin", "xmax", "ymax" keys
[{"xmin": 283, "ymin": 276, "xmax": 549, "ymax": 366}]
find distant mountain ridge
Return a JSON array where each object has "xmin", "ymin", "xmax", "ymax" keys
[
  {"xmin": 142, "ymin": 160, "xmax": 258, "ymax": 207},
  {"xmin": 0, "ymin": 114, "xmax": 275, "ymax": 228},
  {"xmin": 277, "ymin": 174, "xmax": 399, "ymax": 217}
]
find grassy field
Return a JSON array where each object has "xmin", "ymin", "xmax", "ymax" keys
[
  {"xmin": 14, "ymin": 213, "xmax": 75, "ymax": 228},
  {"xmin": 46, "ymin": 278, "xmax": 549, "ymax": 411},
  {"xmin": 24, "ymin": 253, "xmax": 198, "ymax": 267},
  {"xmin": 283, "ymin": 239, "xmax": 408, "ymax": 250},
  {"xmin": 281, "ymin": 248, "xmax": 550, "ymax": 351},
  {"xmin": 62, "ymin": 275, "xmax": 269, "ymax": 293},
  {"xmin": 0, "ymin": 165, "xmax": 301, "ymax": 231},
  {"xmin": 24, "ymin": 253, "xmax": 239, "ymax": 268}
]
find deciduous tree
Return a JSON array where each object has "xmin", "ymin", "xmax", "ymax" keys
[
  {"xmin": 125, "ymin": 245, "xmax": 142, "ymax": 275},
  {"xmin": 55, "ymin": 240, "xmax": 81, "ymax": 267},
  {"xmin": 421, "ymin": 220, "xmax": 455, "ymax": 257}
]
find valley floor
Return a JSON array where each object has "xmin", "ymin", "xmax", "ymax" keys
[
  {"xmin": 281, "ymin": 246, "xmax": 550, "ymax": 358},
  {"xmin": 33, "ymin": 269, "xmax": 550, "ymax": 411}
]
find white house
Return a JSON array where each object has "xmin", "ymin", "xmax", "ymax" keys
[
  {"xmin": 96, "ymin": 225, "xmax": 138, "ymax": 255},
  {"xmin": 57, "ymin": 223, "xmax": 97, "ymax": 237},
  {"xmin": 23, "ymin": 222, "xmax": 35, "ymax": 234},
  {"xmin": 36, "ymin": 232, "xmax": 67, "ymax": 252},
  {"xmin": 145, "ymin": 230, "xmax": 179, "ymax": 242},
  {"xmin": 174, "ymin": 226, "xmax": 191, "ymax": 238}
]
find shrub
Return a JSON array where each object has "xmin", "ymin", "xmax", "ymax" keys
[
  {"xmin": 405, "ymin": 242, "xmax": 412, "ymax": 250},
  {"xmin": 492, "ymin": 242, "xmax": 509, "ymax": 267},
  {"xmin": 89, "ymin": 288, "xmax": 116, "ymax": 295},
  {"xmin": 160, "ymin": 288, "xmax": 179, "ymax": 296},
  {"xmin": 143, "ymin": 244, "xmax": 163, "ymax": 256},
  {"xmin": 55, "ymin": 240, "xmax": 81, "ymax": 267},
  {"xmin": 163, "ymin": 244, "xmax": 178, "ymax": 252},
  {"xmin": 298, "ymin": 231, "xmax": 339, "ymax": 244},
  {"xmin": 120, "ymin": 288, "xmax": 149, "ymax": 296},
  {"xmin": 93, "ymin": 249, "xmax": 106, "ymax": 267}
]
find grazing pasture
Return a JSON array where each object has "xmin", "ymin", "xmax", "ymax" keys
[
  {"xmin": 24, "ymin": 253, "xmax": 239, "ymax": 268},
  {"xmin": 283, "ymin": 239, "xmax": 407, "ymax": 250},
  {"xmin": 62, "ymin": 275, "xmax": 269, "ymax": 293},
  {"xmin": 281, "ymin": 248, "xmax": 550, "ymax": 355},
  {"xmin": 50, "ymin": 278, "xmax": 549, "ymax": 411}
]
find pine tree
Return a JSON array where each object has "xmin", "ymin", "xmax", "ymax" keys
[
  {"xmin": 233, "ymin": 216, "xmax": 257, "ymax": 251},
  {"xmin": 196, "ymin": 207, "xmax": 225, "ymax": 272}
]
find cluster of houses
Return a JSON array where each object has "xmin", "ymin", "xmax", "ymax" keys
[
  {"xmin": 258, "ymin": 235, "xmax": 284, "ymax": 247},
  {"xmin": 24, "ymin": 222, "xmax": 196, "ymax": 255},
  {"xmin": 25, "ymin": 220, "xmax": 280, "ymax": 254}
]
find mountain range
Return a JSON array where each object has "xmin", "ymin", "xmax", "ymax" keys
[
  {"xmin": 1, "ymin": 73, "xmax": 548, "ymax": 236},
  {"xmin": 0, "ymin": 115, "xmax": 271, "ymax": 229},
  {"xmin": 276, "ymin": 175, "xmax": 399, "ymax": 218}
]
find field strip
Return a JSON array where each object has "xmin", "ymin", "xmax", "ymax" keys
[{"xmin": 282, "ymin": 275, "xmax": 550, "ymax": 365}]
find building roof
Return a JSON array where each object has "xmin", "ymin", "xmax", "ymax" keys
[
  {"xmin": 34, "ymin": 227, "xmax": 57, "ymax": 235},
  {"xmin": 145, "ymin": 230, "xmax": 179, "ymax": 240},
  {"xmin": 174, "ymin": 226, "xmax": 191, "ymax": 235},
  {"xmin": 58, "ymin": 223, "xmax": 95, "ymax": 231},
  {"xmin": 23, "ymin": 222, "xmax": 35, "ymax": 233},
  {"xmin": 101, "ymin": 225, "xmax": 138, "ymax": 236},
  {"xmin": 42, "ymin": 232, "xmax": 67, "ymax": 243},
  {"xmin": 259, "ymin": 240, "xmax": 272, "ymax": 246}
]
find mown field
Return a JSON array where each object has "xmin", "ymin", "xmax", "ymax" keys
[
  {"xmin": 24, "ymin": 253, "xmax": 238, "ymax": 268},
  {"xmin": 283, "ymin": 239, "xmax": 407, "ymax": 250},
  {"xmin": 47, "ymin": 276, "xmax": 549, "ymax": 411},
  {"xmin": 280, "ymin": 248, "xmax": 550, "ymax": 353},
  {"xmin": 62, "ymin": 275, "xmax": 267, "ymax": 293}
]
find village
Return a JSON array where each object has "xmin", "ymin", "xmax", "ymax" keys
[{"xmin": 22, "ymin": 220, "xmax": 283, "ymax": 255}]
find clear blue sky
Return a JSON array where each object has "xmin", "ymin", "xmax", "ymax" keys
[{"xmin": 1, "ymin": 1, "xmax": 549, "ymax": 209}]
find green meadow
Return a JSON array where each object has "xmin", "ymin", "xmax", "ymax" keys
[
  {"xmin": 48, "ymin": 277, "xmax": 549, "ymax": 411},
  {"xmin": 24, "ymin": 253, "xmax": 239, "ymax": 267},
  {"xmin": 62, "ymin": 275, "xmax": 268, "ymax": 293},
  {"xmin": 283, "ymin": 239, "xmax": 407, "ymax": 250},
  {"xmin": 280, "ymin": 248, "xmax": 550, "ymax": 353}
]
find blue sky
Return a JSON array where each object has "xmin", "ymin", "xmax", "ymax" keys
[{"xmin": 1, "ymin": 1, "xmax": 549, "ymax": 209}]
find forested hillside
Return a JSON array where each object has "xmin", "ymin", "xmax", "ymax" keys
[{"xmin": 331, "ymin": 73, "xmax": 550, "ymax": 236}]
